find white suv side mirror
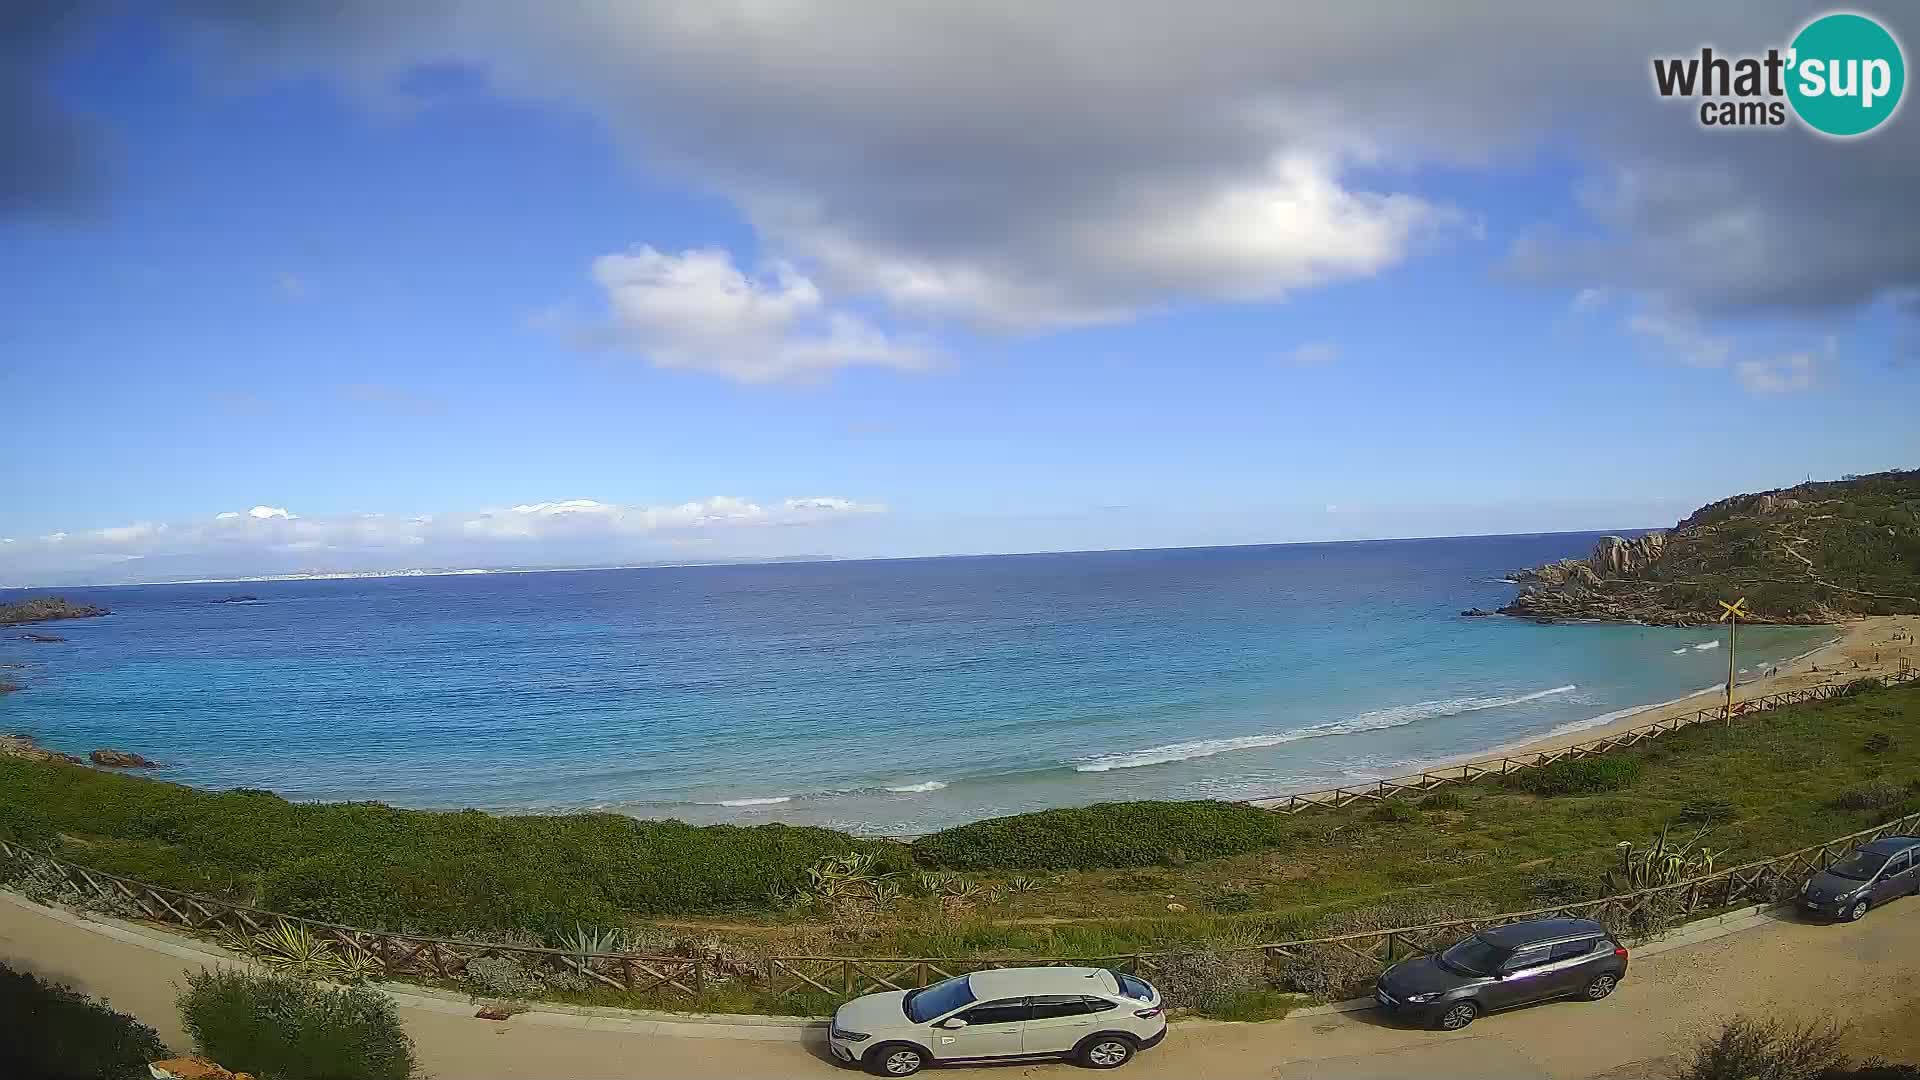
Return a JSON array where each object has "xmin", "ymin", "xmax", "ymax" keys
[{"xmin": 939, "ymin": 1018, "xmax": 969, "ymax": 1030}]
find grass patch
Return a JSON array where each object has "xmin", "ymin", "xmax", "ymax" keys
[{"xmin": 1196, "ymin": 989, "xmax": 1300, "ymax": 1023}]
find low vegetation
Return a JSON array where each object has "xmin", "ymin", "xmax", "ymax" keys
[
  {"xmin": 0, "ymin": 962, "xmax": 170, "ymax": 1080},
  {"xmin": 2, "ymin": 683, "xmax": 1917, "ymax": 994},
  {"xmin": 0, "ymin": 596, "xmax": 110, "ymax": 626},
  {"xmin": 1671, "ymin": 1013, "xmax": 1920, "ymax": 1080},
  {"xmin": 178, "ymin": 968, "xmax": 415, "ymax": 1080}
]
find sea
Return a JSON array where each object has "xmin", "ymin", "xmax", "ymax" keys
[{"xmin": 0, "ymin": 534, "xmax": 1833, "ymax": 836}]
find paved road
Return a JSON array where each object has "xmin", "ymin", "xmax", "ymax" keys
[{"xmin": 4, "ymin": 892, "xmax": 1917, "ymax": 1079}]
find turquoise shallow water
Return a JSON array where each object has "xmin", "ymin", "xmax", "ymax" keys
[{"xmin": 0, "ymin": 534, "xmax": 1830, "ymax": 835}]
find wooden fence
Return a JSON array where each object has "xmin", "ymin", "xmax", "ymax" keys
[
  {"xmin": 1252, "ymin": 669, "xmax": 1917, "ymax": 814},
  {"xmin": 7, "ymin": 805, "xmax": 1918, "ymax": 1003}
]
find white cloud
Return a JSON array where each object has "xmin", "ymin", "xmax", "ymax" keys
[
  {"xmin": 215, "ymin": 511, "xmax": 241, "ymax": 520},
  {"xmin": 1736, "ymin": 339, "xmax": 1831, "ymax": 394},
  {"xmin": 1, "ymin": 495, "xmax": 888, "ymax": 583},
  {"xmin": 1626, "ymin": 305, "xmax": 1731, "ymax": 369},
  {"xmin": 1282, "ymin": 341, "xmax": 1340, "ymax": 366},
  {"xmin": 1571, "ymin": 288, "xmax": 1607, "ymax": 313},
  {"xmin": 589, "ymin": 247, "xmax": 929, "ymax": 382}
]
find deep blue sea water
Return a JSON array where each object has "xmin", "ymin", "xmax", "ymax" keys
[{"xmin": 0, "ymin": 535, "xmax": 1831, "ymax": 834}]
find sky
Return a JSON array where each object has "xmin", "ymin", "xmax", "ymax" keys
[{"xmin": 3, "ymin": 2, "xmax": 1918, "ymax": 586}]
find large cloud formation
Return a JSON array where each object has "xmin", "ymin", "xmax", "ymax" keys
[
  {"xmin": 14, "ymin": 3, "xmax": 1919, "ymax": 372},
  {"xmin": 0, "ymin": 496, "xmax": 885, "ymax": 584}
]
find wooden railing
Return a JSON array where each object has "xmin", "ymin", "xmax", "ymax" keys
[
  {"xmin": 8, "ymin": 804, "xmax": 1918, "ymax": 1005},
  {"xmin": 1252, "ymin": 670, "xmax": 1916, "ymax": 814}
]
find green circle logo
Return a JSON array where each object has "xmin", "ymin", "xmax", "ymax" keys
[{"xmin": 1787, "ymin": 12, "xmax": 1905, "ymax": 136}]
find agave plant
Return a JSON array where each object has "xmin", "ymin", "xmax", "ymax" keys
[
  {"xmin": 331, "ymin": 940, "xmax": 387, "ymax": 984},
  {"xmin": 1006, "ymin": 876, "xmax": 1046, "ymax": 893},
  {"xmin": 805, "ymin": 852, "xmax": 882, "ymax": 899},
  {"xmin": 252, "ymin": 920, "xmax": 339, "ymax": 969},
  {"xmin": 555, "ymin": 923, "xmax": 628, "ymax": 958},
  {"xmin": 1607, "ymin": 825, "xmax": 1725, "ymax": 892}
]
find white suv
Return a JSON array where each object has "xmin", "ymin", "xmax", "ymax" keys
[{"xmin": 827, "ymin": 965, "xmax": 1165, "ymax": 1076}]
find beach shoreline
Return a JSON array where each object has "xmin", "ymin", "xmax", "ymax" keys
[{"xmin": 1249, "ymin": 614, "xmax": 1920, "ymax": 808}]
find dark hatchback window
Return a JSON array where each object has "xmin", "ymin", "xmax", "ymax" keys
[
  {"xmin": 1888, "ymin": 850, "xmax": 1914, "ymax": 875},
  {"xmin": 1550, "ymin": 938, "xmax": 1599, "ymax": 962},
  {"xmin": 1829, "ymin": 850, "xmax": 1891, "ymax": 881},
  {"xmin": 959, "ymin": 999, "xmax": 1032, "ymax": 1025},
  {"xmin": 1500, "ymin": 945, "xmax": 1552, "ymax": 973},
  {"xmin": 1439, "ymin": 935, "xmax": 1506, "ymax": 976},
  {"xmin": 1029, "ymin": 996, "xmax": 1091, "ymax": 1020}
]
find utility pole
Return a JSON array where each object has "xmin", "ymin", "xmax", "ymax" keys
[{"xmin": 1718, "ymin": 596, "xmax": 1749, "ymax": 725}]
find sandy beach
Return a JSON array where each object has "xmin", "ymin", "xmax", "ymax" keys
[
  {"xmin": 1498, "ymin": 614, "xmax": 1920, "ymax": 758},
  {"xmin": 1247, "ymin": 614, "xmax": 1920, "ymax": 808}
]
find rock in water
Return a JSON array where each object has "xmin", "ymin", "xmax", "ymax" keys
[
  {"xmin": 19, "ymin": 632, "xmax": 67, "ymax": 643},
  {"xmin": 0, "ymin": 597, "xmax": 110, "ymax": 626},
  {"xmin": 89, "ymin": 748, "xmax": 160, "ymax": 768},
  {"xmin": 1, "ymin": 734, "xmax": 84, "ymax": 765},
  {"xmin": 1460, "ymin": 608, "xmax": 1493, "ymax": 617}
]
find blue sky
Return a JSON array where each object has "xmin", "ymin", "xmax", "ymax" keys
[{"xmin": 3, "ymin": 3, "xmax": 1917, "ymax": 584}]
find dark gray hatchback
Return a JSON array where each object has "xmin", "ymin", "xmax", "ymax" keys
[
  {"xmin": 1374, "ymin": 917, "xmax": 1627, "ymax": 1031},
  {"xmin": 1801, "ymin": 836, "xmax": 1920, "ymax": 921}
]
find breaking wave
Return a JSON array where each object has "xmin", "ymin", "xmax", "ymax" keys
[{"xmin": 1073, "ymin": 685, "xmax": 1578, "ymax": 773}]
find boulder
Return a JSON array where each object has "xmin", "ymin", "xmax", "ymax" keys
[
  {"xmin": 89, "ymin": 748, "xmax": 159, "ymax": 768},
  {"xmin": 1, "ymin": 734, "xmax": 84, "ymax": 765},
  {"xmin": 20, "ymin": 632, "xmax": 66, "ymax": 643},
  {"xmin": 1459, "ymin": 608, "xmax": 1494, "ymax": 617}
]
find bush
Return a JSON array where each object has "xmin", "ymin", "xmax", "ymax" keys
[
  {"xmin": 1505, "ymin": 757, "xmax": 1643, "ymax": 797},
  {"xmin": 0, "ymin": 963, "xmax": 169, "ymax": 1080},
  {"xmin": 1148, "ymin": 943, "xmax": 1265, "ymax": 1012},
  {"xmin": 1829, "ymin": 780, "xmax": 1908, "ymax": 812},
  {"xmin": 1863, "ymin": 732, "xmax": 1894, "ymax": 755},
  {"xmin": 178, "ymin": 968, "xmax": 415, "ymax": 1080},
  {"xmin": 1419, "ymin": 789, "xmax": 1468, "ymax": 810},
  {"xmin": 1838, "ymin": 678, "xmax": 1885, "ymax": 698},
  {"xmin": 912, "ymin": 801, "xmax": 1298, "ymax": 870},
  {"xmin": 1675, "ymin": 1014, "xmax": 1847, "ymax": 1080}
]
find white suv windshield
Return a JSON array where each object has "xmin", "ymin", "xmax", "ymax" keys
[{"xmin": 905, "ymin": 976, "xmax": 977, "ymax": 1023}]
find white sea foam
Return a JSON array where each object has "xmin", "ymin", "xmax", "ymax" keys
[
  {"xmin": 1693, "ymin": 640, "xmax": 1721, "ymax": 651},
  {"xmin": 885, "ymin": 781, "xmax": 949, "ymax": 793},
  {"xmin": 1672, "ymin": 648, "xmax": 1689, "ymax": 655},
  {"xmin": 1514, "ymin": 684, "xmax": 1725, "ymax": 745},
  {"xmin": 716, "ymin": 796, "xmax": 792, "ymax": 807},
  {"xmin": 1073, "ymin": 684, "xmax": 1578, "ymax": 773}
]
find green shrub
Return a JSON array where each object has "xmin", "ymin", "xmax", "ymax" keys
[
  {"xmin": 0, "ymin": 759, "xmax": 906, "ymax": 931},
  {"xmin": 1863, "ymin": 732, "xmax": 1894, "ymax": 755},
  {"xmin": 1368, "ymin": 802, "xmax": 1418, "ymax": 823},
  {"xmin": 0, "ymin": 962, "xmax": 169, "ymax": 1080},
  {"xmin": 1505, "ymin": 757, "xmax": 1643, "ymax": 797},
  {"xmin": 1147, "ymin": 943, "xmax": 1265, "ymax": 1012},
  {"xmin": 178, "ymin": 968, "xmax": 415, "ymax": 1080},
  {"xmin": 1838, "ymin": 677, "xmax": 1885, "ymax": 698},
  {"xmin": 912, "ymin": 801, "xmax": 1298, "ymax": 870},
  {"xmin": 1419, "ymin": 788, "xmax": 1468, "ymax": 810}
]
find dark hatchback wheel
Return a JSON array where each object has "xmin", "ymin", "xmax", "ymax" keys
[
  {"xmin": 1437, "ymin": 1001, "xmax": 1478, "ymax": 1031},
  {"xmin": 865, "ymin": 1044, "xmax": 925, "ymax": 1077},
  {"xmin": 1584, "ymin": 973, "xmax": 1618, "ymax": 1000},
  {"xmin": 1845, "ymin": 899, "xmax": 1870, "ymax": 922}
]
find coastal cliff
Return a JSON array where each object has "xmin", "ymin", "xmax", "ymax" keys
[{"xmin": 1500, "ymin": 469, "xmax": 1920, "ymax": 625}]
